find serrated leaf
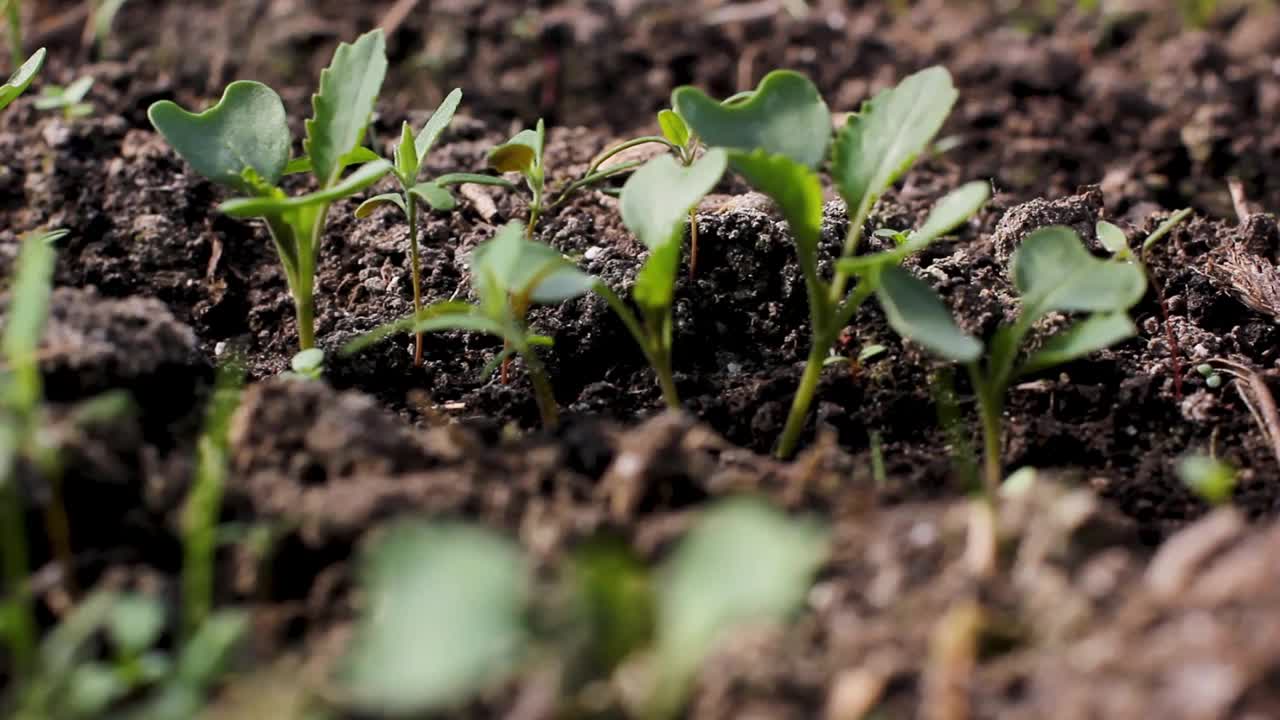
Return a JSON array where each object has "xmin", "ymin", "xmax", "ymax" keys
[
  {"xmin": 875, "ymin": 265, "xmax": 981, "ymax": 362},
  {"xmin": 355, "ymin": 191, "xmax": 407, "ymax": 219},
  {"xmin": 1020, "ymin": 312, "xmax": 1136, "ymax": 375},
  {"xmin": 305, "ymin": 29, "xmax": 388, "ymax": 185},
  {"xmin": 409, "ymin": 181, "xmax": 456, "ymax": 212},
  {"xmin": 1012, "ymin": 226, "xmax": 1147, "ymax": 319},
  {"xmin": 0, "ymin": 48, "xmax": 46, "ymax": 112},
  {"xmin": 340, "ymin": 521, "xmax": 527, "ymax": 715},
  {"xmin": 838, "ymin": 180, "xmax": 990, "ymax": 275},
  {"xmin": 220, "ymin": 160, "xmax": 392, "ymax": 217},
  {"xmin": 672, "ymin": 70, "xmax": 831, "ymax": 169},
  {"xmin": 416, "ymin": 87, "xmax": 462, "ymax": 164},
  {"xmin": 831, "ymin": 66, "xmax": 957, "ymax": 222},
  {"xmin": 148, "ymin": 80, "xmax": 291, "ymax": 192},
  {"xmin": 1096, "ymin": 220, "xmax": 1130, "ymax": 257},
  {"xmin": 658, "ymin": 109, "xmax": 690, "ymax": 147}
]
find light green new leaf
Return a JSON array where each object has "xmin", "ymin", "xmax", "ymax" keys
[
  {"xmin": 831, "ymin": 66, "xmax": 957, "ymax": 224},
  {"xmin": 435, "ymin": 172, "xmax": 519, "ymax": 190},
  {"xmin": 875, "ymin": 265, "xmax": 981, "ymax": 362},
  {"xmin": 3, "ymin": 231, "xmax": 58, "ymax": 366},
  {"xmin": 1020, "ymin": 312, "xmax": 1136, "ymax": 375},
  {"xmin": 729, "ymin": 150, "xmax": 824, "ymax": 255},
  {"xmin": 341, "ymin": 301, "xmax": 478, "ymax": 354},
  {"xmin": 148, "ymin": 80, "xmax": 291, "ymax": 192},
  {"xmin": 633, "ymin": 236, "xmax": 682, "ymax": 312},
  {"xmin": 175, "ymin": 609, "xmax": 248, "ymax": 685},
  {"xmin": 651, "ymin": 498, "xmax": 827, "ymax": 718},
  {"xmin": 1178, "ymin": 455, "xmax": 1236, "ymax": 506},
  {"xmin": 622, "ymin": 149, "xmax": 727, "ymax": 251},
  {"xmin": 394, "ymin": 121, "xmax": 419, "ymax": 182},
  {"xmin": 838, "ymin": 180, "xmax": 990, "ymax": 275},
  {"xmin": 1095, "ymin": 220, "xmax": 1130, "ymax": 257},
  {"xmin": 220, "ymin": 159, "xmax": 392, "ymax": 217},
  {"xmin": 106, "ymin": 593, "xmax": 165, "ymax": 657},
  {"xmin": 672, "ymin": 71, "xmax": 831, "ymax": 169},
  {"xmin": 410, "ymin": 181, "xmax": 456, "ymax": 211},
  {"xmin": 355, "ymin": 192, "xmax": 408, "ymax": 219},
  {"xmin": 305, "ymin": 29, "xmax": 388, "ymax": 185},
  {"xmin": 658, "ymin": 109, "xmax": 691, "ymax": 148},
  {"xmin": 1012, "ymin": 226, "xmax": 1147, "ymax": 318},
  {"xmin": 0, "ymin": 48, "xmax": 46, "ymax": 112},
  {"xmin": 415, "ymin": 87, "xmax": 463, "ymax": 164},
  {"xmin": 340, "ymin": 522, "xmax": 527, "ymax": 716},
  {"xmin": 472, "ymin": 222, "xmax": 594, "ymax": 303}
]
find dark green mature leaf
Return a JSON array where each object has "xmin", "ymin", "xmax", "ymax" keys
[
  {"xmin": 838, "ymin": 180, "xmax": 990, "ymax": 275},
  {"xmin": 729, "ymin": 150, "xmax": 824, "ymax": 254},
  {"xmin": 354, "ymin": 191, "xmax": 407, "ymax": 219},
  {"xmin": 148, "ymin": 81, "xmax": 291, "ymax": 193},
  {"xmin": 0, "ymin": 48, "xmax": 46, "ymax": 112},
  {"xmin": 1012, "ymin": 226, "xmax": 1147, "ymax": 318},
  {"xmin": 341, "ymin": 522, "xmax": 527, "ymax": 715},
  {"xmin": 415, "ymin": 87, "xmax": 462, "ymax": 165},
  {"xmin": 305, "ymin": 29, "xmax": 388, "ymax": 185},
  {"xmin": 672, "ymin": 71, "xmax": 831, "ymax": 169},
  {"xmin": 875, "ymin": 266, "xmax": 981, "ymax": 362},
  {"xmin": 650, "ymin": 498, "xmax": 827, "ymax": 718},
  {"xmin": 220, "ymin": 159, "xmax": 392, "ymax": 217},
  {"xmin": 622, "ymin": 149, "xmax": 726, "ymax": 251},
  {"xmin": 1020, "ymin": 312, "xmax": 1136, "ymax": 375},
  {"xmin": 657, "ymin": 109, "xmax": 690, "ymax": 148},
  {"xmin": 831, "ymin": 66, "xmax": 957, "ymax": 224}
]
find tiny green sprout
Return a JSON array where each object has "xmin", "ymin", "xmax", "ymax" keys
[
  {"xmin": 344, "ymin": 221, "xmax": 594, "ymax": 428},
  {"xmin": 355, "ymin": 88, "xmax": 463, "ymax": 367},
  {"xmin": 288, "ymin": 347, "xmax": 325, "ymax": 380},
  {"xmin": 675, "ymin": 67, "xmax": 989, "ymax": 459},
  {"xmin": 1206, "ymin": 373, "xmax": 1223, "ymax": 389},
  {"xmin": 0, "ymin": 47, "xmax": 45, "ymax": 113},
  {"xmin": 876, "ymin": 226, "xmax": 1147, "ymax": 497},
  {"xmin": 149, "ymin": 29, "xmax": 392, "ymax": 352},
  {"xmin": 34, "ymin": 75, "xmax": 93, "ymax": 120},
  {"xmin": 594, "ymin": 148, "xmax": 728, "ymax": 408},
  {"xmin": 433, "ymin": 120, "xmax": 546, "ymax": 236},
  {"xmin": 1178, "ymin": 454, "xmax": 1236, "ymax": 506},
  {"xmin": 4, "ymin": 0, "xmax": 21, "ymax": 70}
]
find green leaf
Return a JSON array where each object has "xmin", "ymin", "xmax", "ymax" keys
[
  {"xmin": 340, "ymin": 521, "xmax": 527, "ymax": 715},
  {"xmin": 0, "ymin": 48, "xmax": 46, "ymax": 112},
  {"xmin": 728, "ymin": 150, "xmax": 824, "ymax": 256},
  {"xmin": 290, "ymin": 348, "xmax": 326, "ymax": 379},
  {"xmin": 570, "ymin": 539, "xmax": 655, "ymax": 672},
  {"xmin": 651, "ymin": 498, "xmax": 827, "ymax": 718},
  {"xmin": 621, "ymin": 149, "xmax": 726, "ymax": 251},
  {"xmin": 489, "ymin": 142, "xmax": 537, "ymax": 175},
  {"xmin": 3, "ymin": 231, "xmax": 58, "ymax": 369},
  {"xmin": 838, "ymin": 180, "xmax": 990, "ymax": 275},
  {"xmin": 67, "ymin": 662, "xmax": 129, "ymax": 716},
  {"xmin": 1178, "ymin": 455, "xmax": 1237, "ymax": 506},
  {"xmin": 409, "ymin": 181, "xmax": 456, "ymax": 212},
  {"xmin": 875, "ymin": 265, "xmax": 981, "ymax": 362},
  {"xmin": 355, "ymin": 191, "xmax": 407, "ymax": 219},
  {"xmin": 672, "ymin": 70, "xmax": 831, "ymax": 169},
  {"xmin": 1012, "ymin": 226, "xmax": 1148, "ymax": 319},
  {"xmin": 341, "ymin": 301, "xmax": 480, "ymax": 355},
  {"xmin": 62, "ymin": 75, "xmax": 94, "ymax": 103},
  {"xmin": 471, "ymin": 222, "xmax": 595, "ymax": 304},
  {"xmin": 1095, "ymin": 220, "xmax": 1130, "ymax": 257},
  {"xmin": 831, "ymin": 66, "xmax": 957, "ymax": 224},
  {"xmin": 394, "ymin": 121, "xmax": 419, "ymax": 182},
  {"xmin": 633, "ymin": 238, "xmax": 682, "ymax": 313},
  {"xmin": 657, "ymin": 108, "xmax": 690, "ymax": 148},
  {"xmin": 106, "ymin": 593, "xmax": 165, "ymax": 657},
  {"xmin": 416, "ymin": 87, "xmax": 463, "ymax": 165},
  {"xmin": 1020, "ymin": 312, "xmax": 1136, "ymax": 375},
  {"xmin": 435, "ymin": 172, "xmax": 519, "ymax": 190},
  {"xmin": 220, "ymin": 160, "xmax": 392, "ymax": 217},
  {"xmin": 148, "ymin": 80, "xmax": 291, "ymax": 192},
  {"xmin": 305, "ymin": 29, "xmax": 388, "ymax": 185},
  {"xmin": 176, "ymin": 609, "xmax": 248, "ymax": 686}
]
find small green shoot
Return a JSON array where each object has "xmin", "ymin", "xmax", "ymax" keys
[
  {"xmin": 875, "ymin": 226, "xmax": 1147, "ymax": 496},
  {"xmin": 287, "ymin": 348, "xmax": 325, "ymax": 380},
  {"xmin": 1197, "ymin": 362, "xmax": 1223, "ymax": 388},
  {"xmin": 0, "ymin": 46, "xmax": 44, "ymax": 113},
  {"xmin": 675, "ymin": 68, "xmax": 989, "ymax": 459},
  {"xmin": 1178, "ymin": 454, "xmax": 1236, "ymax": 506},
  {"xmin": 149, "ymin": 29, "xmax": 392, "ymax": 351},
  {"xmin": 4, "ymin": 0, "xmax": 20, "ymax": 70},
  {"xmin": 344, "ymin": 221, "xmax": 594, "ymax": 428},
  {"xmin": 356, "ymin": 89, "xmax": 463, "ymax": 367},
  {"xmin": 434, "ymin": 121, "xmax": 544, "ymax": 235},
  {"xmin": 594, "ymin": 148, "xmax": 728, "ymax": 407},
  {"xmin": 34, "ymin": 75, "xmax": 93, "ymax": 120}
]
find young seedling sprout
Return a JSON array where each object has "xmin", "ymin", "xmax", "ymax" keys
[
  {"xmin": 0, "ymin": 47, "xmax": 45, "ymax": 113},
  {"xmin": 594, "ymin": 149, "xmax": 728, "ymax": 408},
  {"xmin": 344, "ymin": 221, "xmax": 595, "ymax": 428},
  {"xmin": 430, "ymin": 120, "xmax": 548, "ymax": 237},
  {"xmin": 148, "ymin": 29, "xmax": 392, "ymax": 353},
  {"xmin": 874, "ymin": 225, "xmax": 1147, "ymax": 496},
  {"xmin": 673, "ymin": 67, "xmax": 989, "ymax": 458},
  {"xmin": 4, "ymin": 0, "xmax": 21, "ymax": 70},
  {"xmin": 355, "ymin": 88, "xmax": 463, "ymax": 367},
  {"xmin": 34, "ymin": 75, "xmax": 93, "ymax": 119}
]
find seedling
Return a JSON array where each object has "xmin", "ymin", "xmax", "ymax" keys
[
  {"xmin": 339, "ymin": 497, "xmax": 827, "ymax": 719},
  {"xmin": 354, "ymin": 88, "xmax": 463, "ymax": 367},
  {"xmin": 674, "ymin": 68, "xmax": 989, "ymax": 459},
  {"xmin": 34, "ymin": 75, "xmax": 93, "ymax": 119},
  {"xmin": 149, "ymin": 29, "xmax": 393, "ymax": 352},
  {"xmin": 874, "ymin": 226, "xmax": 1147, "ymax": 496},
  {"xmin": 594, "ymin": 149, "xmax": 728, "ymax": 407},
  {"xmin": 1178, "ymin": 454, "xmax": 1236, "ymax": 506},
  {"xmin": 286, "ymin": 348, "xmax": 325, "ymax": 380},
  {"xmin": 429, "ymin": 121, "xmax": 547, "ymax": 236},
  {"xmin": 0, "ymin": 47, "xmax": 44, "ymax": 113},
  {"xmin": 4, "ymin": 0, "xmax": 20, "ymax": 70},
  {"xmin": 344, "ymin": 221, "xmax": 594, "ymax": 428}
]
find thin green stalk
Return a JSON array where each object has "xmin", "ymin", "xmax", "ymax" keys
[
  {"xmin": 687, "ymin": 206, "xmax": 700, "ymax": 280},
  {"xmin": 524, "ymin": 350, "xmax": 559, "ymax": 428},
  {"xmin": 5, "ymin": 0, "xmax": 21, "ymax": 71},
  {"xmin": 828, "ymin": 202, "xmax": 871, "ymax": 304},
  {"xmin": 968, "ymin": 364, "xmax": 1003, "ymax": 498},
  {"xmin": 775, "ymin": 343, "xmax": 828, "ymax": 459},
  {"xmin": 0, "ymin": 462, "xmax": 35, "ymax": 681},
  {"xmin": 183, "ymin": 435, "xmax": 222, "ymax": 640},
  {"xmin": 406, "ymin": 197, "xmax": 424, "ymax": 366},
  {"xmin": 595, "ymin": 283, "xmax": 681, "ymax": 409}
]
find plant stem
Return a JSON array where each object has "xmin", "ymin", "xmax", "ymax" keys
[
  {"xmin": 776, "ymin": 342, "xmax": 829, "ymax": 459},
  {"xmin": 968, "ymin": 364, "xmax": 1003, "ymax": 498},
  {"xmin": 0, "ymin": 461, "xmax": 35, "ymax": 681},
  {"xmin": 406, "ymin": 196, "xmax": 424, "ymax": 367},
  {"xmin": 6, "ymin": 0, "xmax": 21, "ymax": 71},
  {"xmin": 687, "ymin": 206, "xmax": 699, "ymax": 280},
  {"xmin": 524, "ymin": 351, "xmax": 559, "ymax": 428},
  {"xmin": 294, "ymin": 287, "xmax": 315, "ymax": 350}
]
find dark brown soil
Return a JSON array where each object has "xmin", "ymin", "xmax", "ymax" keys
[{"xmin": 5, "ymin": 0, "xmax": 1280, "ymax": 717}]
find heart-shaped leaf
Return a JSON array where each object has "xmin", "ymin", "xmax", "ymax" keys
[
  {"xmin": 1012, "ymin": 226, "xmax": 1147, "ymax": 319},
  {"xmin": 0, "ymin": 48, "xmax": 46, "ymax": 112},
  {"xmin": 622, "ymin": 149, "xmax": 727, "ymax": 251},
  {"xmin": 148, "ymin": 80, "xmax": 291, "ymax": 193},
  {"xmin": 415, "ymin": 87, "xmax": 462, "ymax": 166},
  {"xmin": 832, "ymin": 66, "xmax": 957, "ymax": 224},
  {"xmin": 875, "ymin": 265, "xmax": 981, "ymax": 362},
  {"xmin": 1020, "ymin": 312, "xmax": 1136, "ymax": 375},
  {"xmin": 305, "ymin": 29, "xmax": 388, "ymax": 185},
  {"xmin": 672, "ymin": 71, "xmax": 831, "ymax": 169}
]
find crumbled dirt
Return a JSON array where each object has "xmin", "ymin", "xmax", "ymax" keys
[{"xmin": 6, "ymin": 0, "xmax": 1280, "ymax": 717}]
